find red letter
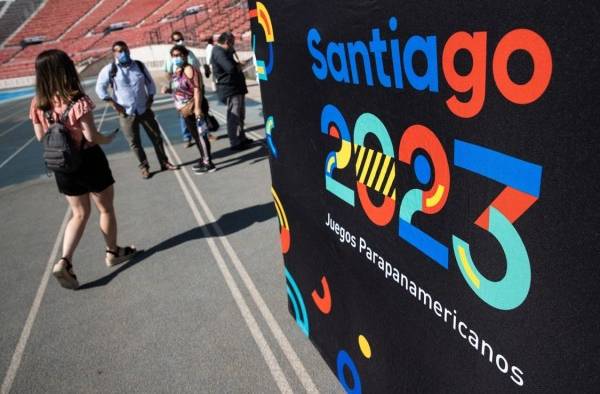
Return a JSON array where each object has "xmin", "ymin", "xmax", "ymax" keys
[
  {"xmin": 493, "ymin": 29, "xmax": 552, "ymax": 105},
  {"xmin": 443, "ymin": 32, "xmax": 487, "ymax": 118}
]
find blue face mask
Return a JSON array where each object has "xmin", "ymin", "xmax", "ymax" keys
[
  {"xmin": 117, "ymin": 51, "xmax": 130, "ymax": 64},
  {"xmin": 173, "ymin": 57, "xmax": 184, "ymax": 68}
]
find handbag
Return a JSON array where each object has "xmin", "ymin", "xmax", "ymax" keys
[
  {"xmin": 179, "ymin": 100, "xmax": 195, "ymax": 118},
  {"xmin": 206, "ymin": 114, "xmax": 220, "ymax": 131}
]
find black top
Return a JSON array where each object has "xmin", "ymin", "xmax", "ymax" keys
[{"xmin": 210, "ymin": 45, "xmax": 248, "ymax": 102}]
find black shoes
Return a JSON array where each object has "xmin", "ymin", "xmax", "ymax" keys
[
  {"xmin": 193, "ymin": 161, "xmax": 216, "ymax": 174},
  {"xmin": 230, "ymin": 138, "xmax": 254, "ymax": 151}
]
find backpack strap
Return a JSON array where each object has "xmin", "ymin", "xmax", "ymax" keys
[
  {"xmin": 59, "ymin": 93, "xmax": 84, "ymax": 124},
  {"xmin": 109, "ymin": 62, "xmax": 118, "ymax": 89},
  {"xmin": 135, "ymin": 60, "xmax": 150, "ymax": 82}
]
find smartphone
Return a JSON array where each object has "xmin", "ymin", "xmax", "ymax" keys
[{"xmin": 109, "ymin": 128, "xmax": 119, "ymax": 136}]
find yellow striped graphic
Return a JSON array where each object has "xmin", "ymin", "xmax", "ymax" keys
[
  {"xmin": 374, "ymin": 156, "xmax": 391, "ymax": 192},
  {"xmin": 359, "ymin": 149, "xmax": 373, "ymax": 184},
  {"xmin": 355, "ymin": 146, "xmax": 366, "ymax": 176},
  {"xmin": 271, "ymin": 187, "xmax": 289, "ymax": 229},
  {"xmin": 366, "ymin": 152, "xmax": 382, "ymax": 188},
  {"xmin": 353, "ymin": 144, "xmax": 396, "ymax": 199}
]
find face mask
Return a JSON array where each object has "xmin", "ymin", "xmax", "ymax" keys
[
  {"xmin": 175, "ymin": 39, "xmax": 184, "ymax": 45},
  {"xmin": 117, "ymin": 51, "xmax": 130, "ymax": 64},
  {"xmin": 173, "ymin": 57, "xmax": 184, "ymax": 68}
]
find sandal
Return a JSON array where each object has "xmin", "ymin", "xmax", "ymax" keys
[
  {"xmin": 52, "ymin": 257, "xmax": 79, "ymax": 290},
  {"xmin": 105, "ymin": 245, "xmax": 137, "ymax": 267}
]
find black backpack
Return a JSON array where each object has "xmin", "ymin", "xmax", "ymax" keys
[
  {"xmin": 42, "ymin": 97, "xmax": 84, "ymax": 173},
  {"xmin": 109, "ymin": 60, "xmax": 150, "ymax": 89}
]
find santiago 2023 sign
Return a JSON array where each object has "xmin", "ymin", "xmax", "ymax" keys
[{"xmin": 250, "ymin": 1, "xmax": 599, "ymax": 392}]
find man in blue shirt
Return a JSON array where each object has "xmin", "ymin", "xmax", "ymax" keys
[{"xmin": 96, "ymin": 41, "xmax": 177, "ymax": 179}]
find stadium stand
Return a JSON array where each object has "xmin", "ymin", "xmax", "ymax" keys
[
  {"xmin": 0, "ymin": 0, "xmax": 44, "ymax": 47},
  {"xmin": 0, "ymin": 0, "xmax": 251, "ymax": 82},
  {"xmin": 6, "ymin": 0, "xmax": 97, "ymax": 46},
  {"xmin": 95, "ymin": 0, "xmax": 169, "ymax": 33},
  {"xmin": 61, "ymin": 0, "xmax": 127, "ymax": 41}
]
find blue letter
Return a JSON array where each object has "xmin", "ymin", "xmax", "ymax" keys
[
  {"xmin": 347, "ymin": 41, "xmax": 374, "ymax": 86},
  {"xmin": 327, "ymin": 42, "xmax": 350, "ymax": 83},
  {"xmin": 403, "ymin": 35, "xmax": 439, "ymax": 92},
  {"xmin": 369, "ymin": 28, "xmax": 391, "ymax": 87},
  {"xmin": 307, "ymin": 28, "xmax": 327, "ymax": 80}
]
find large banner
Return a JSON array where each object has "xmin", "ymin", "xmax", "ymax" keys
[{"xmin": 249, "ymin": 1, "xmax": 599, "ymax": 391}]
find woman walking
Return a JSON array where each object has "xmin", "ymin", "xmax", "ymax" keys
[
  {"xmin": 163, "ymin": 45, "xmax": 215, "ymax": 173},
  {"xmin": 30, "ymin": 49, "xmax": 136, "ymax": 289}
]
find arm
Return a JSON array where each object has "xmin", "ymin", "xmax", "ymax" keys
[
  {"xmin": 96, "ymin": 65, "xmax": 125, "ymax": 114},
  {"xmin": 80, "ymin": 111, "xmax": 115, "ymax": 145},
  {"xmin": 141, "ymin": 62, "xmax": 155, "ymax": 107},
  {"xmin": 214, "ymin": 50, "xmax": 236, "ymax": 74},
  {"xmin": 185, "ymin": 65, "xmax": 203, "ymax": 118},
  {"xmin": 33, "ymin": 123, "xmax": 44, "ymax": 141}
]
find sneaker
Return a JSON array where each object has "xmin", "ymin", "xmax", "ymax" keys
[
  {"xmin": 240, "ymin": 137, "xmax": 254, "ymax": 145},
  {"xmin": 141, "ymin": 167, "xmax": 151, "ymax": 179},
  {"xmin": 185, "ymin": 140, "xmax": 195, "ymax": 148},
  {"xmin": 193, "ymin": 162, "xmax": 216, "ymax": 174},
  {"xmin": 230, "ymin": 143, "xmax": 251, "ymax": 151},
  {"xmin": 105, "ymin": 245, "xmax": 137, "ymax": 267},
  {"xmin": 192, "ymin": 161, "xmax": 204, "ymax": 171},
  {"xmin": 52, "ymin": 257, "xmax": 79, "ymax": 290}
]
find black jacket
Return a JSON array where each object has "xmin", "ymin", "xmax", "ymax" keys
[{"xmin": 210, "ymin": 45, "xmax": 248, "ymax": 102}]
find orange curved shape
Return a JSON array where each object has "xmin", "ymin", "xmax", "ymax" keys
[
  {"xmin": 280, "ymin": 227, "xmax": 290, "ymax": 254},
  {"xmin": 311, "ymin": 276, "xmax": 332, "ymax": 314},
  {"xmin": 357, "ymin": 183, "xmax": 395, "ymax": 226}
]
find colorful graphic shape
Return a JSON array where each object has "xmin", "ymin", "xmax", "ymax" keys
[
  {"xmin": 398, "ymin": 125, "xmax": 450, "ymax": 268},
  {"xmin": 311, "ymin": 276, "xmax": 332, "ymax": 314},
  {"xmin": 358, "ymin": 335, "xmax": 371, "ymax": 359},
  {"xmin": 271, "ymin": 187, "xmax": 290, "ymax": 253},
  {"xmin": 321, "ymin": 104, "xmax": 355, "ymax": 206},
  {"xmin": 285, "ymin": 268, "xmax": 309, "ymax": 336},
  {"xmin": 353, "ymin": 113, "xmax": 396, "ymax": 226},
  {"xmin": 337, "ymin": 350, "xmax": 362, "ymax": 394},
  {"xmin": 453, "ymin": 139, "xmax": 542, "ymax": 310},
  {"xmin": 265, "ymin": 115, "xmax": 278, "ymax": 158},
  {"xmin": 250, "ymin": 2, "xmax": 275, "ymax": 80}
]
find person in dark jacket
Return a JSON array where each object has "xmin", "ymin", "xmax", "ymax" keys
[{"xmin": 211, "ymin": 32, "xmax": 252, "ymax": 150}]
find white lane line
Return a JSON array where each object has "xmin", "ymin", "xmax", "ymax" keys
[
  {"xmin": 0, "ymin": 137, "xmax": 35, "ymax": 170},
  {"xmin": 0, "ymin": 120, "xmax": 28, "ymax": 137},
  {"xmin": 160, "ymin": 125, "xmax": 318, "ymax": 393},
  {"xmin": 1, "ymin": 208, "xmax": 70, "ymax": 394},
  {"xmin": 163, "ymin": 135, "xmax": 293, "ymax": 394},
  {"xmin": 96, "ymin": 104, "xmax": 109, "ymax": 131},
  {"xmin": 210, "ymin": 109, "xmax": 264, "ymax": 141}
]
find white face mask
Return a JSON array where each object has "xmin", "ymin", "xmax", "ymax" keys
[{"xmin": 175, "ymin": 39, "xmax": 184, "ymax": 45}]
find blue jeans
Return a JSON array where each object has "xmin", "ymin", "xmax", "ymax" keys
[{"xmin": 180, "ymin": 115, "xmax": 192, "ymax": 141}]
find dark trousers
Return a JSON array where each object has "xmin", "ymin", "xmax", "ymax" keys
[
  {"xmin": 226, "ymin": 94, "xmax": 246, "ymax": 147},
  {"xmin": 119, "ymin": 109, "xmax": 168, "ymax": 169},
  {"xmin": 183, "ymin": 115, "xmax": 212, "ymax": 164}
]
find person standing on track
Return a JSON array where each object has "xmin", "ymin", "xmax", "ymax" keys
[
  {"xmin": 30, "ymin": 49, "xmax": 137, "ymax": 290},
  {"xmin": 96, "ymin": 41, "xmax": 178, "ymax": 179},
  {"xmin": 162, "ymin": 45, "xmax": 215, "ymax": 174},
  {"xmin": 211, "ymin": 32, "xmax": 252, "ymax": 151}
]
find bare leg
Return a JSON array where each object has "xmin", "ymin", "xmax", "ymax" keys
[
  {"xmin": 62, "ymin": 194, "xmax": 91, "ymax": 262},
  {"xmin": 91, "ymin": 185, "xmax": 117, "ymax": 252}
]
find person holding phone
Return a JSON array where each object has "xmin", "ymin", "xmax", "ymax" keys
[{"xmin": 30, "ymin": 49, "xmax": 137, "ymax": 289}]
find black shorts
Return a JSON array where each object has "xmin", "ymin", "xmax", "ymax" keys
[{"xmin": 54, "ymin": 145, "xmax": 115, "ymax": 196}]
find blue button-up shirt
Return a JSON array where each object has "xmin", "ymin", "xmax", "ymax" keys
[{"xmin": 95, "ymin": 60, "xmax": 156, "ymax": 116}]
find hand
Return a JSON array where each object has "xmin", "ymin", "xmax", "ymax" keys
[
  {"xmin": 194, "ymin": 108, "xmax": 202, "ymax": 119},
  {"xmin": 161, "ymin": 86, "xmax": 171, "ymax": 94},
  {"xmin": 113, "ymin": 102, "xmax": 126, "ymax": 115},
  {"xmin": 106, "ymin": 132, "xmax": 117, "ymax": 144}
]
